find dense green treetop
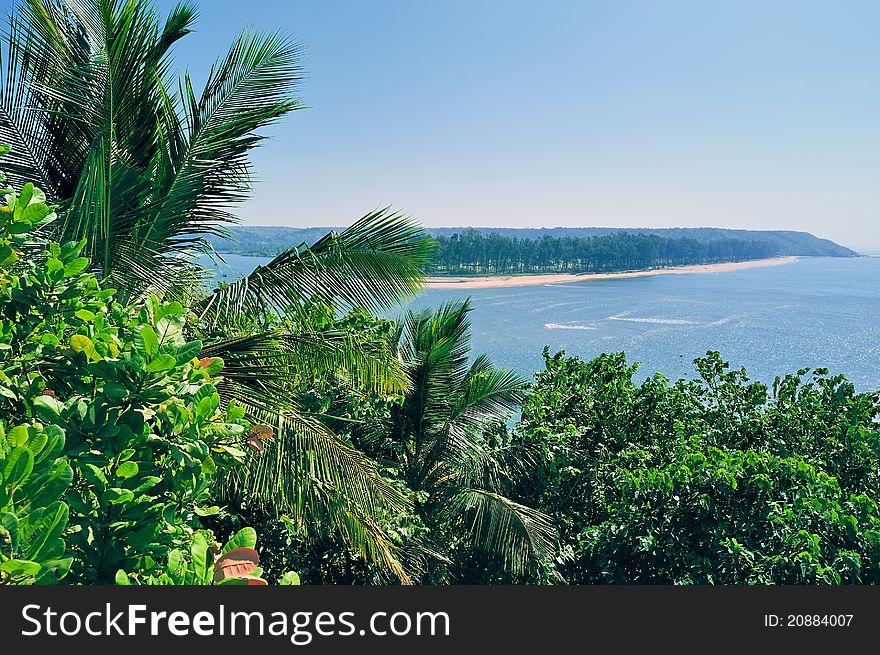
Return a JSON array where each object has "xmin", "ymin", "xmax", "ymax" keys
[{"xmin": 513, "ymin": 349, "xmax": 880, "ymax": 584}]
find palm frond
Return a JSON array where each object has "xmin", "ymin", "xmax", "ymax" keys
[
  {"xmin": 0, "ymin": 0, "xmax": 85, "ymax": 195},
  {"xmin": 215, "ymin": 406, "xmax": 413, "ymax": 581},
  {"xmin": 202, "ymin": 328, "xmax": 408, "ymax": 402},
  {"xmin": 140, "ymin": 29, "xmax": 304, "ymax": 261},
  {"xmin": 1, "ymin": 1, "xmax": 303, "ymax": 298},
  {"xmin": 198, "ymin": 207, "xmax": 434, "ymax": 328},
  {"xmin": 204, "ymin": 326, "xmax": 416, "ymax": 580},
  {"xmin": 445, "ymin": 354, "xmax": 527, "ymax": 438},
  {"xmin": 444, "ymin": 488, "xmax": 557, "ymax": 578}
]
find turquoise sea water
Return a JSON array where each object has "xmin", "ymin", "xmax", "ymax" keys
[{"xmin": 209, "ymin": 254, "xmax": 880, "ymax": 390}]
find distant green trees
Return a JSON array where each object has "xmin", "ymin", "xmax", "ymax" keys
[
  {"xmin": 513, "ymin": 349, "xmax": 880, "ymax": 583},
  {"xmin": 428, "ymin": 230, "xmax": 778, "ymax": 275}
]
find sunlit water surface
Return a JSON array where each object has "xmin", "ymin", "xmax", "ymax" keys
[{"xmin": 208, "ymin": 255, "xmax": 880, "ymax": 390}]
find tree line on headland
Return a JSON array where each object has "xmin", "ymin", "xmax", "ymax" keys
[
  {"xmin": 207, "ymin": 225, "xmax": 858, "ymax": 268},
  {"xmin": 0, "ymin": 0, "xmax": 876, "ymax": 587},
  {"xmin": 427, "ymin": 230, "xmax": 776, "ymax": 275}
]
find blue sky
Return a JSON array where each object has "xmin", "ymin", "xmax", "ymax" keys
[{"xmin": 43, "ymin": 2, "xmax": 880, "ymax": 247}]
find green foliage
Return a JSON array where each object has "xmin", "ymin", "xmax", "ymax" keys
[
  {"xmin": 0, "ymin": 173, "xmax": 252, "ymax": 583},
  {"xmin": 351, "ymin": 299, "xmax": 556, "ymax": 582},
  {"xmin": 0, "ymin": 422, "xmax": 73, "ymax": 584},
  {"xmin": 0, "ymin": 0, "xmax": 304, "ymax": 298},
  {"xmin": 212, "ymin": 305, "xmax": 426, "ymax": 584},
  {"xmin": 1, "ymin": 0, "xmax": 435, "ymax": 584},
  {"xmin": 516, "ymin": 349, "xmax": 880, "ymax": 584},
  {"xmin": 116, "ymin": 527, "xmax": 297, "ymax": 586}
]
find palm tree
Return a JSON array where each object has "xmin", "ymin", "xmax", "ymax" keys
[
  {"xmin": 361, "ymin": 299, "xmax": 557, "ymax": 581},
  {"xmin": 1, "ymin": 0, "xmax": 434, "ymax": 581}
]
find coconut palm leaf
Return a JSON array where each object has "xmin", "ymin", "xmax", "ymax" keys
[
  {"xmin": 197, "ymin": 207, "xmax": 434, "ymax": 328},
  {"xmin": 202, "ymin": 329, "xmax": 408, "ymax": 399},
  {"xmin": 0, "ymin": 0, "xmax": 303, "ymax": 299},
  {"xmin": 370, "ymin": 299, "xmax": 557, "ymax": 580},
  {"xmin": 201, "ymin": 324, "xmax": 420, "ymax": 581},
  {"xmin": 214, "ymin": 406, "xmax": 413, "ymax": 583},
  {"xmin": 445, "ymin": 354, "xmax": 527, "ymax": 438},
  {"xmin": 444, "ymin": 488, "xmax": 556, "ymax": 578}
]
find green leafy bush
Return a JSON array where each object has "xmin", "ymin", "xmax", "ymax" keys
[
  {"xmin": 0, "ymin": 422, "xmax": 73, "ymax": 584},
  {"xmin": 0, "ymin": 169, "xmax": 255, "ymax": 583},
  {"xmin": 516, "ymin": 349, "xmax": 880, "ymax": 584},
  {"xmin": 116, "ymin": 527, "xmax": 299, "ymax": 586}
]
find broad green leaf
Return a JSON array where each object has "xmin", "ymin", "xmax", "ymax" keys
[
  {"xmin": 174, "ymin": 340, "xmax": 202, "ymax": 365},
  {"xmin": 193, "ymin": 383, "xmax": 218, "ymax": 405},
  {"xmin": 279, "ymin": 571, "xmax": 301, "ymax": 585},
  {"xmin": 74, "ymin": 309, "xmax": 96, "ymax": 321},
  {"xmin": 7, "ymin": 425, "xmax": 29, "ymax": 447},
  {"xmin": 102, "ymin": 488, "xmax": 135, "ymax": 505},
  {"xmin": 103, "ymin": 382, "xmax": 128, "ymax": 402},
  {"xmin": 32, "ymin": 395, "xmax": 63, "ymax": 421},
  {"xmin": 26, "ymin": 460, "xmax": 72, "ymax": 508},
  {"xmin": 155, "ymin": 302, "xmax": 184, "ymax": 321},
  {"xmin": 14, "ymin": 183, "xmax": 33, "ymax": 216},
  {"xmin": 63, "ymin": 257, "xmax": 90, "ymax": 277},
  {"xmin": 81, "ymin": 464, "xmax": 108, "ymax": 488},
  {"xmin": 0, "ymin": 245, "xmax": 16, "ymax": 266},
  {"xmin": 39, "ymin": 425, "xmax": 66, "ymax": 462},
  {"xmin": 146, "ymin": 354, "xmax": 177, "ymax": 373},
  {"xmin": 24, "ymin": 502, "xmax": 68, "ymax": 562},
  {"xmin": 19, "ymin": 201, "xmax": 52, "ymax": 225},
  {"xmin": 0, "ymin": 559, "xmax": 40, "ymax": 577},
  {"xmin": 46, "ymin": 258, "xmax": 63, "ymax": 276},
  {"xmin": 191, "ymin": 533, "xmax": 210, "ymax": 583},
  {"xmin": 204, "ymin": 357, "xmax": 224, "ymax": 375},
  {"xmin": 201, "ymin": 456, "xmax": 217, "ymax": 476},
  {"xmin": 23, "ymin": 427, "xmax": 47, "ymax": 456},
  {"xmin": 3, "ymin": 447, "xmax": 33, "ymax": 488},
  {"xmin": 35, "ymin": 557, "xmax": 73, "ymax": 585},
  {"xmin": 69, "ymin": 335, "xmax": 100, "ymax": 361},
  {"xmin": 196, "ymin": 394, "xmax": 220, "ymax": 421},
  {"xmin": 221, "ymin": 527, "xmax": 257, "ymax": 554},
  {"xmin": 7, "ymin": 221, "xmax": 32, "ymax": 235},
  {"xmin": 60, "ymin": 239, "xmax": 86, "ymax": 260},
  {"xmin": 116, "ymin": 461, "xmax": 139, "ymax": 480},
  {"xmin": 130, "ymin": 476, "xmax": 161, "ymax": 495},
  {"xmin": 138, "ymin": 325, "xmax": 159, "ymax": 356},
  {"xmin": 167, "ymin": 548, "xmax": 184, "ymax": 577}
]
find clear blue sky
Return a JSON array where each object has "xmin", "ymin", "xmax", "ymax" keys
[{"xmin": 90, "ymin": 2, "xmax": 880, "ymax": 248}]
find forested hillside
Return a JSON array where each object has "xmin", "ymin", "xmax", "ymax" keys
[
  {"xmin": 427, "ymin": 231, "xmax": 775, "ymax": 274},
  {"xmin": 207, "ymin": 225, "xmax": 858, "ymax": 262}
]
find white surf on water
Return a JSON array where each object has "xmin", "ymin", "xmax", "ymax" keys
[
  {"xmin": 544, "ymin": 323, "xmax": 597, "ymax": 331},
  {"xmin": 608, "ymin": 315, "xmax": 696, "ymax": 325}
]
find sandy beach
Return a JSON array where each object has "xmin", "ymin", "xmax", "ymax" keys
[{"xmin": 425, "ymin": 256, "xmax": 799, "ymax": 289}]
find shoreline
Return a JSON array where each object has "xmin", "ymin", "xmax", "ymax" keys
[{"xmin": 425, "ymin": 256, "xmax": 799, "ymax": 289}]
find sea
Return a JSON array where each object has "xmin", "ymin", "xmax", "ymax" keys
[{"xmin": 207, "ymin": 254, "xmax": 880, "ymax": 391}]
